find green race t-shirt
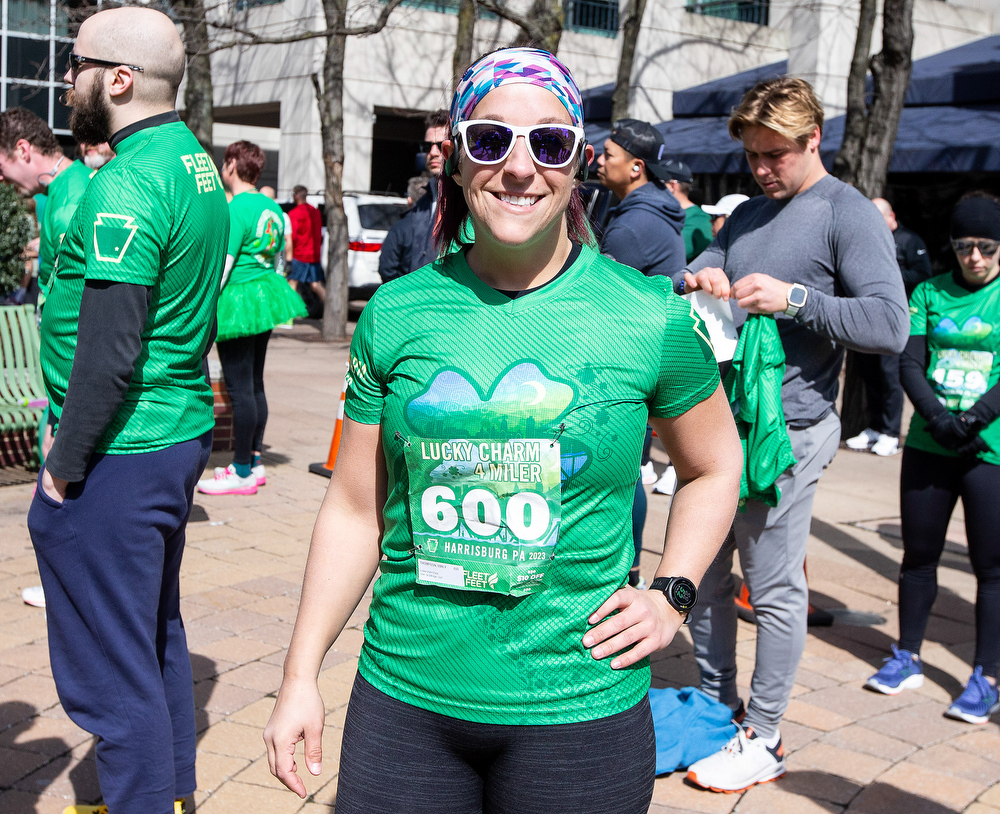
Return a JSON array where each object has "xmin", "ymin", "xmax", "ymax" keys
[
  {"xmin": 682, "ymin": 205, "xmax": 713, "ymax": 263},
  {"xmin": 227, "ymin": 190, "xmax": 285, "ymax": 283},
  {"xmin": 41, "ymin": 120, "xmax": 229, "ymax": 454},
  {"xmin": 345, "ymin": 245, "xmax": 719, "ymax": 725},
  {"xmin": 38, "ymin": 160, "xmax": 94, "ymax": 292},
  {"xmin": 906, "ymin": 271, "xmax": 1000, "ymax": 464}
]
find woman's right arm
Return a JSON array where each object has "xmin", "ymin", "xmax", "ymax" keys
[{"xmin": 263, "ymin": 417, "xmax": 386, "ymax": 797}]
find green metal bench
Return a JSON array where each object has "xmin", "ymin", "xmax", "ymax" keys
[{"xmin": 0, "ymin": 304, "xmax": 47, "ymax": 468}]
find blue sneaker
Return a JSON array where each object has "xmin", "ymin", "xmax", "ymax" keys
[
  {"xmin": 946, "ymin": 667, "xmax": 1000, "ymax": 724},
  {"xmin": 865, "ymin": 644, "xmax": 924, "ymax": 695}
]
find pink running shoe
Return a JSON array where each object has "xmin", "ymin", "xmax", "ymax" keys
[
  {"xmin": 198, "ymin": 467, "xmax": 257, "ymax": 495},
  {"xmin": 214, "ymin": 463, "xmax": 266, "ymax": 487}
]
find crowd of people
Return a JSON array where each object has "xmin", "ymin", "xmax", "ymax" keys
[{"xmin": 0, "ymin": 10, "xmax": 996, "ymax": 812}]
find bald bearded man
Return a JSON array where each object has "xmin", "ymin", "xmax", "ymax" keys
[{"xmin": 25, "ymin": 8, "xmax": 229, "ymax": 814}]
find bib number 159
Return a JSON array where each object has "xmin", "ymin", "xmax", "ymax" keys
[{"xmin": 420, "ymin": 486, "xmax": 550, "ymax": 541}]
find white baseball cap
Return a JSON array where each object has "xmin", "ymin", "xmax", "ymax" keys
[{"xmin": 702, "ymin": 194, "xmax": 749, "ymax": 217}]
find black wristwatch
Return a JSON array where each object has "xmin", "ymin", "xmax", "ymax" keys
[{"xmin": 649, "ymin": 576, "xmax": 698, "ymax": 623}]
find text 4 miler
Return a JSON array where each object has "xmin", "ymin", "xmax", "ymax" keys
[{"xmin": 420, "ymin": 440, "xmax": 543, "ymax": 482}]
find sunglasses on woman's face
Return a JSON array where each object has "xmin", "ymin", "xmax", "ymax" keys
[
  {"xmin": 951, "ymin": 239, "xmax": 1000, "ymax": 257},
  {"xmin": 455, "ymin": 120, "xmax": 585, "ymax": 169}
]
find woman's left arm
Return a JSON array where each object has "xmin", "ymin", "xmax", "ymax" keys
[{"xmin": 583, "ymin": 383, "xmax": 742, "ymax": 669}]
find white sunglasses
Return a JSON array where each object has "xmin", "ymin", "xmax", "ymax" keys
[{"xmin": 454, "ymin": 120, "xmax": 586, "ymax": 168}]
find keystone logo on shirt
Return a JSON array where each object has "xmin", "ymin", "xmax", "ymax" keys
[{"xmin": 93, "ymin": 214, "xmax": 139, "ymax": 263}]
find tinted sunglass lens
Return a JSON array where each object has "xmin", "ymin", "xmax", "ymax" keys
[
  {"xmin": 465, "ymin": 124, "xmax": 513, "ymax": 162},
  {"xmin": 529, "ymin": 127, "xmax": 575, "ymax": 166}
]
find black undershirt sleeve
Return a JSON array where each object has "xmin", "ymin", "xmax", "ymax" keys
[
  {"xmin": 45, "ymin": 280, "xmax": 152, "ymax": 482},
  {"xmin": 898, "ymin": 334, "xmax": 948, "ymax": 423}
]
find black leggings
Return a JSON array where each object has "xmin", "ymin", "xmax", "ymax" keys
[
  {"xmin": 336, "ymin": 674, "xmax": 656, "ymax": 814},
  {"xmin": 216, "ymin": 331, "xmax": 271, "ymax": 467},
  {"xmin": 899, "ymin": 446, "xmax": 1000, "ymax": 677}
]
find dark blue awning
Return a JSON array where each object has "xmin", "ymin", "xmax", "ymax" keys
[
  {"xmin": 588, "ymin": 105, "xmax": 1000, "ymax": 174},
  {"xmin": 671, "ymin": 60, "xmax": 787, "ymax": 118},
  {"xmin": 904, "ymin": 34, "xmax": 1000, "ymax": 106}
]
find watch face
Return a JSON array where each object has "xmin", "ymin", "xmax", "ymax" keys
[
  {"xmin": 670, "ymin": 579, "xmax": 696, "ymax": 611},
  {"xmin": 789, "ymin": 286, "xmax": 807, "ymax": 307}
]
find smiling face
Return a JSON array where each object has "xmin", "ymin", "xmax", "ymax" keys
[
  {"xmin": 742, "ymin": 124, "xmax": 824, "ymax": 200},
  {"xmin": 954, "ymin": 237, "xmax": 1000, "ymax": 286},
  {"xmin": 454, "ymin": 83, "xmax": 585, "ymax": 253}
]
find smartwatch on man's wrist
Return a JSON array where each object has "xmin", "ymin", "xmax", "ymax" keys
[
  {"xmin": 784, "ymin": 283, "xmax": 808, "ymax": 318},
  {"xmin": 649, "ymin": 576, "xmax": 698, "ymax": 623}
]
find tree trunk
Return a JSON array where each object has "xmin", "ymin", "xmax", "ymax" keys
[
  {"xmin": 512, "ymin": 0, "xmax": 563, "ymax": 53},
  {"xmin": 453, "ymin": 0, "xmax": 477, "ymax": 93},
  {"xmin": 174, "ymin": 0, "xmax": 214, "ymax": 152},
  {"xmin": 855, "ymin": 0, "xmax": 914, "ymax": 197},
  {"xmin": 831, "ymin": 0, "xmax": 876, "ymax": 186},
  {"xmin": 611, "ymin": 0, "xmax": 646, "ymax": 122},
  {"xmin": 314, "ymin": 0, "xmax": 350, "ymax": 341}
]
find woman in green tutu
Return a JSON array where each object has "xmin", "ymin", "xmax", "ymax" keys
[{"xmin": 198, "ymin": 140, "xmax": 306, "ymax": 496}]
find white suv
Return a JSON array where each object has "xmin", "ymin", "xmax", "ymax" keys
[{"xmin": 280, "ymin": 192, "xmax": 409, "ymax": 299}]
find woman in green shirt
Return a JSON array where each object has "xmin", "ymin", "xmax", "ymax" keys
[
  {"xmin": 866, "ymin": 194, "xmax": 1000, "ymax": 724},
  {"xmin": 263, "ymin": 49, "xmax": 742, "ymax": 812},
  {"xmin": 198, "ymin": 140, "xmax": 305, "ymax": 496}
]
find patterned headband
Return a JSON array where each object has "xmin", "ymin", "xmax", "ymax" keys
[{"xmin": 450, "ymin": 48, "xmax": 584, "ymax": 130}]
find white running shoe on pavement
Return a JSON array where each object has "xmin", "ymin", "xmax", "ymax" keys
[
  {"xmin": 871, "ymin": 434, "xmax": 900, "ymax": 457},
  {"xmin": 214, "ymin": 463, "xmax": 266, "ymax": 487},
  {"xmin": 846, "ymin": 428, "xmax": 879, "ymax": 451},
  {"xmin": 652, "ymin": 465, "xmax": 677, "ymax": 496},
  {"xmin": 22, "ymin": 585, "xmax": 45, "ymax": 608},
  {"xmin": 640, "ymin": 461, "xmax": 657, "ymax": 485},
  {"xmin": 198, "ymin": 468, "xmax": 258, "ymax": 495},
  {"xmin": 686, "ymin": 726, "xmax": 786, "ymax": 793}
]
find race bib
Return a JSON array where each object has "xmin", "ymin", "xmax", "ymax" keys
[
  {"xmin": 403, "ymin": 438, "xmax": 562, "ymax": 597},
  {"xmin": 929, "ymin": 349, "xmax": 993, "ymax": 411}
]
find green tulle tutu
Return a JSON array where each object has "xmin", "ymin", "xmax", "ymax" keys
[{"xmin": 216, "ymin": 272, "xmax": 308, "ymax": 341}]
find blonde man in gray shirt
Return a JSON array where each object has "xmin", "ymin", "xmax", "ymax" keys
[{"xmin": 678, "ymin": 77, "xmax": 908, "ymax": 793}]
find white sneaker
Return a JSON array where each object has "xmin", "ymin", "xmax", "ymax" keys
[
  {"xmin": 871, "ymin": 434, "xmax": 900, "ymax": 457},
  {"xmin": 846, "ymin": 428, "xmax": 879, "ymax": 451},
  {"xmin": 214, "ymin": 463, "xmax": 266, "ymax": 487},
  {"xmin": 22, "ymin": 585, "xmax": 45, "ymax": 608},
  {"xmin": 640, "ymin": 461, "xmax": 657, "ymax": 485},
  {"xmin": 686, "ymin": 726, "xmax": 786, "ymax": 793},
  {"xmin": 652, "ymin": 465, "xmax": 677, "ymax": 495},
  {"xmin": 198, "ymin": 468, "xmax": 258, "ymax": 495}
]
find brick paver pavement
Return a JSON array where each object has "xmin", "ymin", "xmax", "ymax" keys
[{"xmin": 1, "ymin": 320, "xmax": 998, "ymax": 813}]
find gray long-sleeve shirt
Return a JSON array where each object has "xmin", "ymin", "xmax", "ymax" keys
[{"xmin": 676, "ymin": 174, "xmax": 908, "ymax": 426}]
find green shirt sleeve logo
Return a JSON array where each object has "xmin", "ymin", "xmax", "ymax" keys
[{"xmin": 93, "ymin": 213, "xmax": 139, "ymax": 263}]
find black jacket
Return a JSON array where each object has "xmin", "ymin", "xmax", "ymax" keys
[
  {"xmin": 378, "ymin": 184, "xmax": 438, "ymax": 283},
  {"xmin": 894, "ymin": 224, "xmax": 933, "ymax": 297},
  {"xmin": 599, "ymin": 182, "xmax": 686, "ymax": 277}
]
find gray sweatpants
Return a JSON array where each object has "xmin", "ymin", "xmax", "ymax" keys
[{"xmin": 689, "ymin": 411, "xmax": 841, "ymax": 738}]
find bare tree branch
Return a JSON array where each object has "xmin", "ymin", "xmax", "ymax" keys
[
  {"xmin": 476, "ymin": 0, "xmax": 548, "ymax": 45},
  {"xmin": 195, "ymin": 0, "xmax": 407, "ymax": 54}
]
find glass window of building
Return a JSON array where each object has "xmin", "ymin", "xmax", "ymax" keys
[{"xmin": 1, "ymin": 0, "xmax": 75, "ymax": 136}]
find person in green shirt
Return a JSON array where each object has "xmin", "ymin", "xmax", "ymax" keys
[
  {"xmin": 197, "ymin": 140, "xmax": 306, "ymax": 495},
  {"xmin": 263, "ymin": 47, "xmax": 742, "ymax": 814},
  {"xmin": 866, "ymin": 194, "xmax": 1000, "ymax": 725},
  {"xmin": 0, "ymin": 107, "xmax": 95, "ymax": 298},
  {"xmin": 664, "ymin": 159, "xmax": 713, "ymax": 262},
  {"xmin": 25, "ymin": 8, "xmax": 229, "ymax": 814}
]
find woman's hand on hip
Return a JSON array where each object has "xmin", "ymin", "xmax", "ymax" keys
[
  {"xmin": 583, "ymin": 587, "xmax": 685, "ymax": 670},
  {"xmin": 263, "ymin": 677, "xmax": 327, "ymax": 798}
]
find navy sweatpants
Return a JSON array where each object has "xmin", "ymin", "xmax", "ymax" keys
[{"xmin": 27, "ymin": 431, "xmax": 211, "ymax": 814}]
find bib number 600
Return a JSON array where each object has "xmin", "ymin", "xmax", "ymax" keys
[{"xmin": 421, "ymin": 486, "xmax": 550, "ymax": 541}]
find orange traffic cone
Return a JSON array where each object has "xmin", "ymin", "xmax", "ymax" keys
[{"xmin": 309, "ymin": 365, "xmax": 348, "ymax": 478}]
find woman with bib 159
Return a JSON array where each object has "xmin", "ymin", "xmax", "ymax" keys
[
  {"xmin": 263, "ymin": 49, "xmax": 743, "ymax": 813},
  {"xmin": 866, "ymin": 194, "xmax": 1000, "ymax": 724}
]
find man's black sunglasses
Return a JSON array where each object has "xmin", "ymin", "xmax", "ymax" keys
[
  {"xmin": 421, "ymin": 140, "xmax": 445, "ymax": 153},
  {"xmin": 68, "ymin": 52, "xmax": 144, "ymax": 74}
]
